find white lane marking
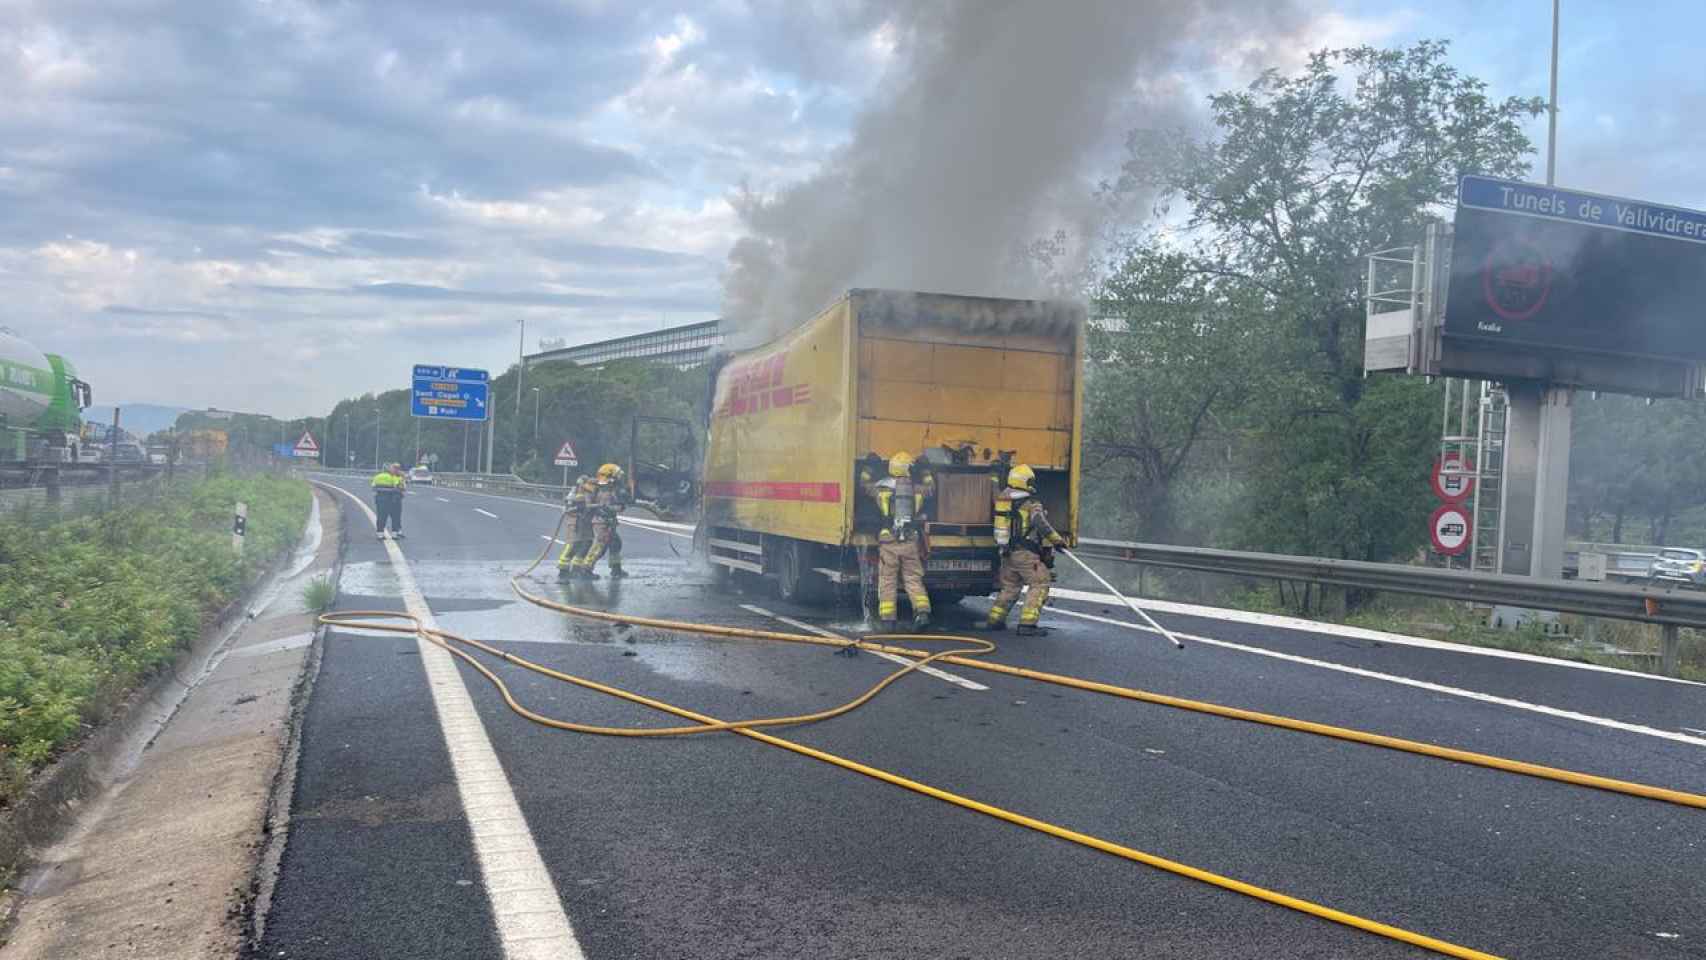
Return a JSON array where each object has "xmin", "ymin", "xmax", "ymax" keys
[
  {"xmin": 619, "ymin": 515, "xmax": 695, "ymax": 537},
  {"xmin": 1684, "ymin": 727, "xmax": 1706, "ymax": 737},
  {"xmin": 371, "ymin": 479, "xmax": 690, "ymax": 541},
  {"xmin": 1049, "ymin": 604, "xmax": 1706, "ymax": 748},
  {"xmin": 1049, "ymin": 586, "xmax": 1706, "ymax": 688},
  {"xmin": 318, "ymin": 482, "xmax": 585, "ymax": 959},
  {"xmin": 540, "ymin": 535, "xmax": 566, "ymax": 545},
  {"xmin": 437, "ymin": 496, "xmax": 451, "ymax": 502},
  {"xmin": 739, "ymin": 604, "xmax": 987, "ymax": 691},
  {"xmin": 475, "ymin": 508, "xmax": 500, "ymax": 519}
]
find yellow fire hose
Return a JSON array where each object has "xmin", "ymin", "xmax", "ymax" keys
[{"xmin": 316, "ymin": 501, "xmax": 1706, "ymax": 959}]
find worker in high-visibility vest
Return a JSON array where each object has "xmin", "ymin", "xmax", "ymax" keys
[
  {"xmin": 983, "ymin": 463, "xmax": 1063, "ymax": 635},
  {"xmin": 370, "ymin": 462, "xmax": 406, "ymax": 540}
]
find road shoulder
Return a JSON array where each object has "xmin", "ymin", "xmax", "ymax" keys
[{"xmin": 0, "ymin": 487, "xmax": 341, "ymax": 960}]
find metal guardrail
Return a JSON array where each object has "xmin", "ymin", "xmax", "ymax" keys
[{"xmin": 1075, "ymin": 537, "xmax": 1706, "ymax": 630}]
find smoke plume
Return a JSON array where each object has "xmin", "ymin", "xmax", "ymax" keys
[{"xmin": 721, "ymin": 0, "xmax": 1300, "ymax": 343}]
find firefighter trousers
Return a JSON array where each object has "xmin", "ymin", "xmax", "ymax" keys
[
  {"xmin": 987, "ymin": 548, "xmax": 1049, "ymax": 626},
  {"xmin": 556, "ymin": 519, "xmax": 592, "ymax": 568},
  {"xmin": 574, "ymin": 520, "xmax": 623, "ymax": 571},
  {"xmin": 877, "ymin": 538, "xmax": 929, "ymax": 623}
]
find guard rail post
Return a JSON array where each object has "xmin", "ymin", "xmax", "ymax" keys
[{"xmin": 1662, "ymin": 624, "xmax": 1681, "ymax": 678}]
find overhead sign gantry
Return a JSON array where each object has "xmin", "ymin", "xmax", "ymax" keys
[{"xmin": 1366, "ymin": 175, "xmax": 1706, "ymax": 583}]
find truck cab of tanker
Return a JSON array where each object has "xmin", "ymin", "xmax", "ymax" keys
[{"xmin": 700, "ymin": 289, "xmax": 1083, "ymax": 609}]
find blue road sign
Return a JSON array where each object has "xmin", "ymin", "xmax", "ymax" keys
[
  {"xmin": 1460, "ymin": 175, "xmax": 1706, "ymax": 246},
  {"xmin": 411, "ymin": 364, "xmax": 491, "ymax": 421},
  {"xmin": 271, "ymin": 442, "xmax": 295, "ymax": 458},
  {"xmin": 1447, "ymin": 176, "xmax": 1706, "ymax": 364}
]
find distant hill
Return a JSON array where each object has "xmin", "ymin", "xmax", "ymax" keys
[{"xmin": 84, "ymin": 403, "xmax": 190, "ymax": 439}]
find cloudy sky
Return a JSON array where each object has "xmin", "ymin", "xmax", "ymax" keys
[{"xmin": 3, "ymin": 0, "xmax": 1702, "ymax": 417}]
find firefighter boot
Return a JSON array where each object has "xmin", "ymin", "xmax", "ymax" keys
[
  {"xmin": 557, "ymin": 565, "xmax": 574, "ymax": 582},
  {"xmin": 1015, "ymin": 624, "xmax": 1051, "ymax": 637},
  {"xmin": 608, "ymin": 561, "xmax": 630, "ymax": 578},
  {"xmin": 879, "ymin": 618, "xmax": 897, "ymax": 634},
  {"xmin": 912, "ymin": 611, "xmax": 931, "ymax": 631}
]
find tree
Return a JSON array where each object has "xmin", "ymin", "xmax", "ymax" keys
[
  {"xmin": 1096, "ymin": 41, "xmax": 1545, "ymax": 563},
  {"xmin": 1085, "ymin": 249, "xmax": 1272, "ymax": 540}
]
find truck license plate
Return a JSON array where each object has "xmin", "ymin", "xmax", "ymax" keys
[{"xmin": 928, "ymin": 559, "xmax": 988, "ymax": 572}]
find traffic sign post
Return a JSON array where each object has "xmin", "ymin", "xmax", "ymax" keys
[
  {"xmin": 1429, "ymin": 504, "xmax": 1471, "ymax": 557},
  {"xmin": 554, "ymin": 441, "xmax": 578, "ymax": 486},
  {"xmin": 411, "ymin": 364, "xmax": 490, "ymax": 422},
  {"xmin": 293, "ymin": 431, "xmax": 320, "ymax": 459}
]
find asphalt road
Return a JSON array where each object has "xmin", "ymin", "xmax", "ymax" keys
[{"xmin": 256, "ymin": 475, "xmax": 1706, "ymax": 960}]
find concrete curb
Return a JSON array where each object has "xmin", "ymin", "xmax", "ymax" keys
[{"xmin": 0, "ymin": 482, "xmax": 318, "ymax": 908}]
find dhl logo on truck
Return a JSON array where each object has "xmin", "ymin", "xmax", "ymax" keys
[{"xmin": 716, "ymin": 352, "xmax": 812, "ymax": 419}]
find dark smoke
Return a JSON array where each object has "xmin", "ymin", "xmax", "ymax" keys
[{"xmin": 721, "ymin": 0, "xmax": 1302, "ymax": 344}]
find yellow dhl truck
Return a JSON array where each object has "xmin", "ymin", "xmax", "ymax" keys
[{"xmin": 701, "ymin": 288, "xmax": 1084, "ymax": 604}]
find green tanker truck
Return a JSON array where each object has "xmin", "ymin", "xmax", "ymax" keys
[{"xmin": 1, "ymin": 326, "xmax": 93, "ymax": 464}]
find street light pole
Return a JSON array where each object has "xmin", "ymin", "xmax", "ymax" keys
[
  {"xmin": 532, "ymin": 387, "xmax": 541, "ymax": 438},
  {"xmin": 373, "ymin": 412, "xmax": 381, "ymax": 469},
  {"xmin": 1546, "ymin": 0, "xmax": 1559, "ymax": 186},
  {"xmin": 512, "ymin": 317, "xmax": 525, "ymax": 473}
]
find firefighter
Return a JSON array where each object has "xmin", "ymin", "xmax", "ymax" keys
[
  {"xmin": 862, "ymin": 451, "xmax": 932, "ymax": 631},
  {"xmin": 556, "ymin": 474, "xmax": 596, "ymax": 581},
  {"xmin": 369, "ymin": 462, "xmax": 406, "ymax": 540},
  {"xmin": 983, "ymin": 463, "xmax": 1064, "ymax": 636},
  {"xmin": 572, "ymin": 462, "xmax": 629, "ymax": 579}
]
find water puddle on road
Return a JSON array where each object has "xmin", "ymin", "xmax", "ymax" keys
[{"xmin": 336, "ymin": 554, "xmax": 890, "ymax": 692}]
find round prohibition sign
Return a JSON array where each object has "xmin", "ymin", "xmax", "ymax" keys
[{"xmin": 1430, "ymin": 503, "xmax": 1472, "ymax": 556}]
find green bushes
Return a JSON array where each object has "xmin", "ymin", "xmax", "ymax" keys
[{"xmin": 0, "ymin": 474, "xmax": 310, "ymax": 805}]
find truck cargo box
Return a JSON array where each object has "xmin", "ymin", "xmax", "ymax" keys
[{"xmin": 702, "ymin": 289, "xmax": 1084, "ymax": 604}]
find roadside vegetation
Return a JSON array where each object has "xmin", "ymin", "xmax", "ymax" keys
[
  {"xmin": 0, "ymin": 473, "xmax": 311, "ymax": 806},
  {"xmin": 300, "ymin": 575, "xmax": 337, "ymax": 612}
]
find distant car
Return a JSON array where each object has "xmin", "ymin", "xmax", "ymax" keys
[
  {"xmin": 1648, "ymin": 548, "xmax": 1706, "ymax": 587},
  {"xmin": 409, "ymin": 465, "xmax": 433, "ymax": 485}
]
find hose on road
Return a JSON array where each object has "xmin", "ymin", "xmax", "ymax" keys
[{"xmin": 313, "ymin": 488, "xmax": 1702, "ymax": 960}]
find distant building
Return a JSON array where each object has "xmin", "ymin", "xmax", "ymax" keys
[{"xmin": 524, "ymin": 319, "xmax": 724, "ymax": 370}]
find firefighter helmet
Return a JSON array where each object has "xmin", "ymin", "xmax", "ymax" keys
[
  {"xmin": 1006, "ymin": 463, "xmax": 1037, "ymax": 493},
  {"xmin": 887, "ymin": 451, "xmax": 915, "ymax": 478},
  {"xmin": 596, "ymin": 462, "xmax": 623, "ymax": 482}
]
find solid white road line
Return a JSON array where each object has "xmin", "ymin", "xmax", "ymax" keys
[
  {"xmin": 1683, "ymin": 727, "xmax": 1706, "ymax": 738},
  {"xmin": 437, "ymin": 496, "xmax": 451, "ymax": 502},
  {"xmin": 318, "ymin": 482, "xmax": 584, "ymax": 960},
  {"xmin": 1048, "ymin": 604, "xmax": 1706, "ymax": 748},
  {"xmin": 1049, "ymin": 586, "xmax": 1706, "ymax": 688},
  {"xmin": 475, "ymin": 508, "xmax": 500, "ymax": 519},
  {"xmin": 739, "ymin": 604, "xmax": 987, "ymax": 691},
  {"xmin": 619, "ymin": 515, "xmax": 695, "ymax": 537}
]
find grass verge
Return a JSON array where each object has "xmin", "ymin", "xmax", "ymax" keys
[{"xmin": 0, "ymin": 472, "xmax": 312, "ymax": 807}]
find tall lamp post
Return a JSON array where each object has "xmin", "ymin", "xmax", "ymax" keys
[
  {"xmin": 531, "ymin": 387, "xmax": 541, "ymax": 439},
  {"xmin": 511, "ymin": 317, "xmax": 526, "ymax": 473}
]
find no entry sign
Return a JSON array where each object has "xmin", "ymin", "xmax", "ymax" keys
[
  {"xmin": 1430, "ymin": 503, "xmax": 1472, "ymax": 556},
  {"xmin": 1431, "ymin": 453, "xmax": 1475, "ymax": 502}
]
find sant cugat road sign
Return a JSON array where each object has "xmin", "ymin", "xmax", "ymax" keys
[{"xmin": 411, "ymin": 364, "xmax": 490, "ymax": 421}]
